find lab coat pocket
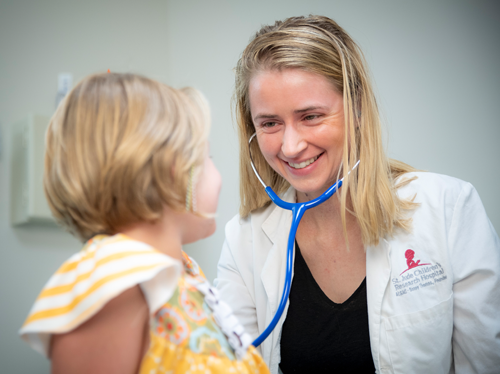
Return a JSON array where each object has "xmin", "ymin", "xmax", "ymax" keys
[{"xmin": 382, "ymin": 294, "xmax": 453, "ymax": 374}]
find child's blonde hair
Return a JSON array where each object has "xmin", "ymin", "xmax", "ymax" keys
[{"xmin": 44, "ymin": 73, "xmax": 210, "ymax": 241}]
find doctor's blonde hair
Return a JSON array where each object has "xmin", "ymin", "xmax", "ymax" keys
[
  {"xmin": 235, "ymin": 15, "xmax": 417, "ymax": 246},
  {"xmin": 44, "ymin": 73, "xmax": 210, "ymax": 241}
]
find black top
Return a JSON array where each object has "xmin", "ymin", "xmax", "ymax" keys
[{"xmin": 279, "ymin": 242, "xmax": 375, "ymax": 374}]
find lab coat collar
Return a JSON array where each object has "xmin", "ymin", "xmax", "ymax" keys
[{"xmin": 261, "ymin": 186, "xmax": 296, "ymax": 244}]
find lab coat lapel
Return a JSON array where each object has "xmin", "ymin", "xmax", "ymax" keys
[
  {"xmin": 259, "ymin": 187, "xmax": 295, "ymax": 365},
  {"xmin": 366, "ymin": 238, "xmax": 391, "ymax": 372},
  {"xmin": 260, "ymin": 187, "xmax": 295, "ymax": 313}
]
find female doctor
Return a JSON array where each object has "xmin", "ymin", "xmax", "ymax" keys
[{"xmin": 214, "ymin": 15, "xmax": 500, "ymax": 374}]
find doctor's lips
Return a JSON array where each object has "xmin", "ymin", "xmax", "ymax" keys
[{"xmin": 284, "ymin": 152, "xmax": 324, "ymax": 169}]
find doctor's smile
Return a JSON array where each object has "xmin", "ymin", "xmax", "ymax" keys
[{"xmin": 284, "ymin": 152, "xmax": 322, "ymax": 170}]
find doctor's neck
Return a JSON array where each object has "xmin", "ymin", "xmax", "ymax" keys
[{"xmin": 297, "ymin": 187, "xmax": 354, "ymax": 224}]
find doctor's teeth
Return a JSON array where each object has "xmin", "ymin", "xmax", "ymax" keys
[{"xmin": 288, "ymin": 155, "xmax": 319, "ymax": 169}]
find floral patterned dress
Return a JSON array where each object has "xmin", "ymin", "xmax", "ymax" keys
[{"xmin": 20, "ymin": 234, "xmax": 269, "ymax": 374}]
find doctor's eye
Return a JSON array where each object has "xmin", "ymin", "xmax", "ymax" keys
[
  {"xmin": 262, "ymin": 121, "xmax": 277, "ymax": 128},
  {"xmin": 304, "ymin": 114, "xmax": 320, "ymax": 121}
]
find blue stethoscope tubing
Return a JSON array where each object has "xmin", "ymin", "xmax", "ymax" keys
[{"xmin": 248, "ymin": 133, "xmax": 359, "ymax": 347}]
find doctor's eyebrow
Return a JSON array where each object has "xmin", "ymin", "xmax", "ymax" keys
[
  {"xmin": 253, "ymin": 114, "xmax": 278, "ymax": 122},
  {"xmin": 294, "ymin": 106, "xmax": 328, "ymax": 114},
  {"xmin": 253, "ymin": 106, "xmax": 329, "ymax": 122}
]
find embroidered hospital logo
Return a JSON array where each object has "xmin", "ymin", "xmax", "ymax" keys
[
  {"xmin": 400, "ymin": 249, "xmax": 431, "ymax": 275},
  {"xmin": 392, "ymin": 249, "xmax": 447, "ymax": 297}
]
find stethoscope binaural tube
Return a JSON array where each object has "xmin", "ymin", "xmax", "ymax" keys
[{"xmin": 248, "ymin": 133, "xmax": 360, "ymax": 347}]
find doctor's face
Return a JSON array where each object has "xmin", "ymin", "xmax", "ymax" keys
[{"xmin": 248, "ymin": 68, "xmax": 345, "ymax": 201}]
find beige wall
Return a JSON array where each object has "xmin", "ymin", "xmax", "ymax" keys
[{"xmin": 1, "ymin": 1, "xmax": 499, "ymax": 372}]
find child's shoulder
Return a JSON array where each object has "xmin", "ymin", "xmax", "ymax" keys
[
  {"xmin": 19, "ymin": 234, "xmax": 183, "ymax": 357},
  {"xmin": 52, "ymin": 234, "xmax": 176, "ymax": 278}
]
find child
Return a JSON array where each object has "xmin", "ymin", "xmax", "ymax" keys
[{"xmin": 19, "ymin": 73, "xmax": 269, "ymax": 374}]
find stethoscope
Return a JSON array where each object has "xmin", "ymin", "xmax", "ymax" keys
[{"xmin": 248, "ymin": 132, "xmax": 360, "ymax": 347}]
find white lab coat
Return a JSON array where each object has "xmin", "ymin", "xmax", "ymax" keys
[{"xmin": 214, "ymin": 172, "xmax": 500, "ymax": 374}]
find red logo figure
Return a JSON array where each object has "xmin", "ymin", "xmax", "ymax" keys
[{"xmin": 400, "ymin": 249, "xmax": 431, "ymax": 275}]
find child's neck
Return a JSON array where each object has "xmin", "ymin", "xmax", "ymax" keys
[{"xmin": 119, "ymin": 211, "xmax": 184, "ymax": 261}]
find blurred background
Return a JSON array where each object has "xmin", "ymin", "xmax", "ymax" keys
[{"xmin": 1, "ymin": 0, "xmax": 499, "ymax": 372}]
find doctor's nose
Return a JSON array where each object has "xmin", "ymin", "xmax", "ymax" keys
[{"xmin": 281, "ymin": 125, "xmax": 307, "ymax": 158}]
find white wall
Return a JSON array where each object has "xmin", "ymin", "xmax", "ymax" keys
[{"xmin": 1, "ymin": 1, "xmax": 498, "ymax": 373}]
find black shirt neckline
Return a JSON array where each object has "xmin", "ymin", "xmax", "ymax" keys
[{"xmin": 295, "ymin": 240, "xmax": 367, "ymax": 308}]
